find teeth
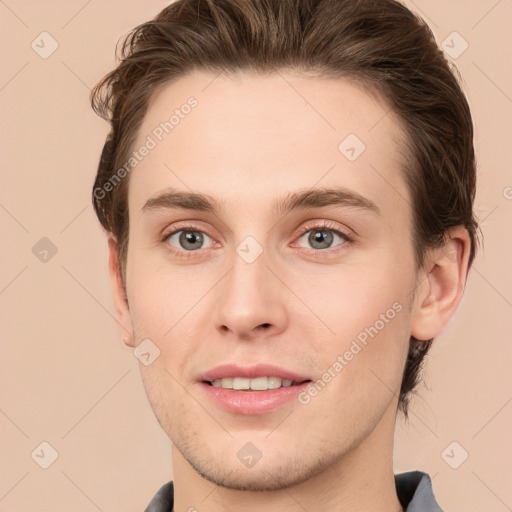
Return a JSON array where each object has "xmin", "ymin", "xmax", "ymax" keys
[
  {"xmin": 268, "ymin": 376, "xmax": 281, "ymax": 389},
  {"xmin": 250, "ymin": 377, "xmax": 268, "ymax": 390},
  {"xmin": 233, "ymin": 377, "xmax": 250, "ymax": 390},
  {"xmin": 211, "ymin": 376, "xmax": 299, "ymax": 390}
]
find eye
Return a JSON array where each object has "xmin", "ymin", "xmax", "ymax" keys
[
  {"xmin": 160, "ymin": 220, "xmax": 353, "ymax": 259},
  {"xmin": 294, "ymin": 221, "xmax": 353, "ymax": 251},
  {"xmin": 162, "ymin": 224, "xmax": 215, "ymax": 253}
]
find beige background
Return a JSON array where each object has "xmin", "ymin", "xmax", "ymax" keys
[{"xmin": 1, "ymin": 0, "xmax": 511, "ymax": 510}]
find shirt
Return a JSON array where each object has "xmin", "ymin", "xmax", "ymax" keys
[{"xmin": 145, "ymin": 470, "xmax": 443, "ymax": 511}]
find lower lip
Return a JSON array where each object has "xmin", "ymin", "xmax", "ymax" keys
[{"xmin": 199, "ymin": 381, "xmax": 312, "ymax": 415}]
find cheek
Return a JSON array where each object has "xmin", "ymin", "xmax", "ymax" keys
[
  {"xmin": 125, "ymin": 258, "xmax": 214, "ymax": 402},
  {"xmin": 295, "ymin": 259, "xmax": 408, "ymax": 337},
  {"xmin": 295, "ymin": 261, "xmax": 412, "ymax": 396},
  {"xmin": 296, "ymin": 290, "xmax": 410, "ymax": 441},
  {"xmin": 126, "ymin": 251, "xmax": 207, "ymax": 335}
]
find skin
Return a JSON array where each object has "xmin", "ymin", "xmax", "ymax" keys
[{"xmin": 108, "ymin": 70, "xmax": 470, "ymax": 512}]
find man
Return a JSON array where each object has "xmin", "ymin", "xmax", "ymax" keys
[{"xmin": 91, "ymin": 0, "xmax": 479, "ymax": 510}]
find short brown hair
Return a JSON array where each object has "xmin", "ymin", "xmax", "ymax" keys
[{"xmin": 91, "ymin": 0, "xmax": 479, "ymax": 417}]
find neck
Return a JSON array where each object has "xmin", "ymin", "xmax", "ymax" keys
[{"xmin": 172, "ymin": 403, "xmax": 403, "ymax": 512}]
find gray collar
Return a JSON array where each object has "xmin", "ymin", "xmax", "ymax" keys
[{"xmin": 145, "ymin": 470, "xmax": 443, "ymax": 511}]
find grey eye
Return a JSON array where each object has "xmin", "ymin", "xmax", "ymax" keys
[
  {"xmin": 297, "ymin": 229, "xmax": 346, "ymax": 250},
  {"xmin": 167, "ymin": 230, "xmax": 214, "ymax": 251}
]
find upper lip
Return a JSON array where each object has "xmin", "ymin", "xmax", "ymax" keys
[{"xmin": 197, "ymin": 364, "xmax": 312, "ymax": 383}]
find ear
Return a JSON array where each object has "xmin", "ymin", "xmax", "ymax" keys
[
  {"xmin": 410, "ymin": 226, "xmax": 472, "ymax": 341},
  {"xmin": 108, "ymin": 236, "xmax": 134, "ymax": 347}
]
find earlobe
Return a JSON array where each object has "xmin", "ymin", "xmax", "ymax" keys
[
  {"xmin": 107, "ymin": 237, "xmax": 134, "ymax": 347},
  {"xmin": 410, "ymin": 227, "xmax": 471, "ymax": 341}
]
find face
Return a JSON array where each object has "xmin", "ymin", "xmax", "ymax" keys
[{"xmin": 120, "ymin": 70, "xmax": 422, "ymax": 490}]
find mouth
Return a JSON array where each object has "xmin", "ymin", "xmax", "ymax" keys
[
  {"xmin": 204, "ymin": 376, "xmax": 312, "ymax": 390},
  {"xmin": 197, "ymin": 364, "xmax": 314, "ymax": 414}
]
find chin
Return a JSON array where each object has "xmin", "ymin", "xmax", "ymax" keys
[
  {"xmin": 192, "ymin": 462, "xmax": 307, "ymax": 492},
  {"xmin": 179, "ymin": 440, "xmax": 337, "ymax": 492}
]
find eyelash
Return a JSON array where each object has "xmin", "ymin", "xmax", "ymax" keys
[{"xmin": 160, "ymin": 220, "xmax": 355, "ymax": 259}]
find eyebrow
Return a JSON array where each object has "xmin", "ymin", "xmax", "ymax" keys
[{"xmin": 141, "ymin": 186, "xmax": 381, "ymax": 217}]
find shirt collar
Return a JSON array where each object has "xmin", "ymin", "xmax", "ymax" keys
[
  {"xmin": 145, "ymin": 470, "xmax": 443, "ymax": 511},
  {"xmin": 395, "ymin": 471, "xmax": 444, "ymax": 511}
]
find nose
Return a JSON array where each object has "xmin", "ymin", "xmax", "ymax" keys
[{"xmin": 212, "ymin": 245, "xmax": 288, "ymax": 341}]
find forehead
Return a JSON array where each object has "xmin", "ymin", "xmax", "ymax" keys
[{"xmin": 128, "ymin": 70, "xmax": 410, "ymax": 218}]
